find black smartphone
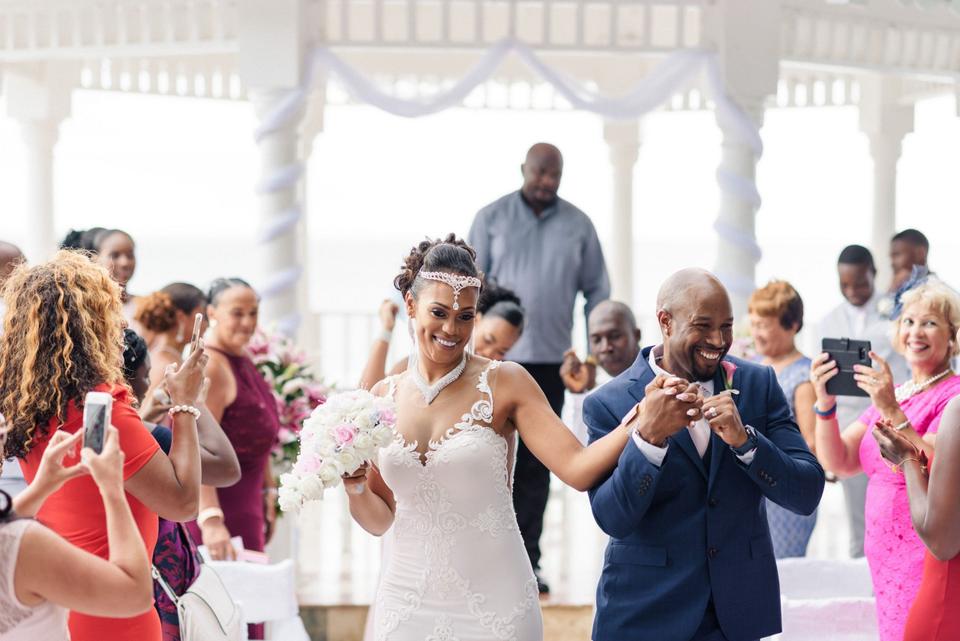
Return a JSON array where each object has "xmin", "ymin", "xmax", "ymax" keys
[
  {"xmin": 82, "ymin": 391, "xmax": 113, "ymax": 454},
  {"xmin": 822, "ymin": 338, "xmax": 872, "ymax": 397}
]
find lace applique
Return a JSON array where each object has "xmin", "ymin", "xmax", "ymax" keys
[
  {"xmin": 470, "ymin": 504, "xmax": 515, "ymax": 538},
  {"xmin": 425, "ymin": 615, "xmax": 461, "ymax": 641}
]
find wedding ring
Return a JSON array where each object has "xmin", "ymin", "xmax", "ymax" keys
[{"xmin": 869, "ymin": 377, "xmax": 880, "ymax": 385}]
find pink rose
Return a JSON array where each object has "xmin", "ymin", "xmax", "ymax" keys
[
  {"xmin": 333, "ymin": 424, "xmax": 357, "ymax": 447},
  {"xmin": 379, "ymin": 409, "xmax": 396, "ymax": 427}
]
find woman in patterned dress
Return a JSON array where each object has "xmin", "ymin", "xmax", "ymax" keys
[{"xmin": 748, "ymin": 281, "xmax": 818, "ymax": 557}]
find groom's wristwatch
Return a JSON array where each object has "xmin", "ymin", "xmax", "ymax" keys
[{"xmin": 730, "ymin": 425, "xmax": 759, "ymax": 456}]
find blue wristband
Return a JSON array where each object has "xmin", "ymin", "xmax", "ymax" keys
[{"xmin": 814, "ymin": 402, "xmax": 837, "ymax": 419}]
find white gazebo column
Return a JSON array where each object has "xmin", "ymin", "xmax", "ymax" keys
[
  {"xmin": 704, "ymin": 0, "xmax": 780, "ymax": 317},
  {"xmin": 859, "ymin": 76, "xmax": 914, "ymax": 290},
  {"xmin": 712, "ymin": 100, "xmax": 765, "ymax": 316},
  {"xmin": 4, "ymin": 64, "xmax": 74, "ymax": 263},
  {"xmin": 603, "ymin": 120, "xmax": 641, "ymax": 306},
  {"xmin": 240, "ymin": 0, "xmax": 311, "ymax": 335}
]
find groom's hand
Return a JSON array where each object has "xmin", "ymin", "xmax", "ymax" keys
[
  {"xmin": 634, "ymin": 375, "xmax": 704, "ymax": 447},
  {"xmin": 702, "ymin": 391, "xmax": 747, "ymax": 448}
]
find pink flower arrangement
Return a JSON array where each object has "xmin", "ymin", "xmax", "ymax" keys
[{"xmin": 247, "ymin": 328, "xmax": 332, "ymax": 477}]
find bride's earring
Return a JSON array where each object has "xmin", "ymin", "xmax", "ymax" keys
[
  {"xmin": 408, "ymin": 318, "xmax": 420, "ymax": 371},
  {"xmin": 175, "ymin": 323, "xmax": 185, "ymax": 343}
]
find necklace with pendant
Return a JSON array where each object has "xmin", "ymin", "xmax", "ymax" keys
[
  {"xmin": 896, "ymin": 368, "xmax": 953, "ymax": 403},
  {"xmin": 412, "ymin": 352, "xmax": 468, "ymax": 405}
]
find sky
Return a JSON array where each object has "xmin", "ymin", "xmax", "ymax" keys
[{"xmin": 1, "ymin": 85, "xmax": 959, "ymax": 380}]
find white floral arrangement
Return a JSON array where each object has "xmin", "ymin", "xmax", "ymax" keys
[{"xmin": 278, "ymin": 389, "xmax": 396, "ymax": 513}]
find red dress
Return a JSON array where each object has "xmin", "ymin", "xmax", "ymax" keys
[
  {"xmin": 903, "ymin": 456, "xmax": 960, "ymax": 641},
  {"xmin": 19, "ymin": 383, "xmax": 162, "ymax": 641}
]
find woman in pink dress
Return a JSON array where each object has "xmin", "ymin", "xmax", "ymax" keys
[{"xmin": 811, "ymin": 282, "xmax": 960, "ymax": 641}]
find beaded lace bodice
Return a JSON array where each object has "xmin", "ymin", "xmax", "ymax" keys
[{"xmin": 374, "ymin": 361, "xmax": 541, "ymax": 641}]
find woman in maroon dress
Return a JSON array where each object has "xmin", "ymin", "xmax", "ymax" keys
[
  {"xmin": 193, "ymin": 278, "xmax": 279, "ymax": 640},
  {"xmin": 874, "ymin": 326, "xmax": 960, "ymax": 641}
]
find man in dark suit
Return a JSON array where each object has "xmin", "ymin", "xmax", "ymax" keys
[{"xmin": 584, "ymin": 268, "xmax": 824, "ymax": 641}]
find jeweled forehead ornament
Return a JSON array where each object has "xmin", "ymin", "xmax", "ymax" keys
[{"xmin": 417, "ymin": 271, "xmax": 482, "ymax": 310}]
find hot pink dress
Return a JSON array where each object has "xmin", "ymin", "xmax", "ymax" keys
[{"xmin": 857, "ymin": 375, "xmax": 960, "ymax": 641}]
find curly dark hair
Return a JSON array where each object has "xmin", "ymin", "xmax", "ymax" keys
[
  {"xmin": 0, "ymin": 250, "xmax": 128, "ymax": 458},
  {"xmin": 393, "ymin": 234, "xmax": 483, "ymax": 299}
]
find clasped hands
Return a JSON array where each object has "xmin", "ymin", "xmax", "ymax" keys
[{"xmin": 625, "ymin": 374, "xmax": 747, "ymax": 448}]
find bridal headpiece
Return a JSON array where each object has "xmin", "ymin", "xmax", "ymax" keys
[{"xmin": 417, "ymin": 270, "xmax": 481, "ymax": 310}]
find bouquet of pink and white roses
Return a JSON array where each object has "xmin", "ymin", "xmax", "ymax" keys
[{"xmin": 278, "ymin": 389, "xmax": 397, "ymax": 513}]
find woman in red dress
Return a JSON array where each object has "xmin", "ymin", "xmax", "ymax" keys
[
  {"xmin": 874, "ymin": 326, "xmax": 960, "ymax": 641},
  {"xmin": 0, "ymin": 251, "xmax": 207, "ymax": 641}
]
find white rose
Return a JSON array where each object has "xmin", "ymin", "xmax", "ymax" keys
[
  {"xmin": 354, "ymin": 413, "xmax": 373, "ymax": 431},
  {"xmin": 354, "ymin": 433, "xmax": 373, "ymax": 451},
  {"xmin": 278, "ymin": 494, "xmax": 301, "ymax": 514},
  {"xmin": 334, "ymin": 450, "xmax": 361, "ymax": 474},
  {"xmin": 373, "ymin": 426, "xmax": 394, "ymax": 447},
  {"xmin": 318, "ymin": 461, "xmax": 341, "ymax": 485},
  {"xmin": 279, "ymin": 472, "xmax": 300, "ymax": 492},
  {"xmin": 299, "ymin": 474, "xmax": 326, "ymax": 501}
]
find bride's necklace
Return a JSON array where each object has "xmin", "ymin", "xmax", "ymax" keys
[
  {"xmin": 896, "ymin": 368, "xmax": 953, "ymax": 403},
  {"xmin": 411, "ymin": 353, "xmax": 468, "ymax": 405}
]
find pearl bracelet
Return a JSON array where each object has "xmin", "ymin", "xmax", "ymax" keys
[
  {"xmin": 168, "ymin": 404, "xmax": 201, "ymax": 419},
  {"xmin": 197, "ymin": 507, "xmax": 225, "ymax": 527}
]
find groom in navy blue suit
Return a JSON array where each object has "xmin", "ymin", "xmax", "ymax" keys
[{"xmin": 584, "ymin": 269, "xmax": 824, "ymax": 641}]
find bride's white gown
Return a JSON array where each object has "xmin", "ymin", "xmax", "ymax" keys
[{"xmin": 374, "ymin": 361, "xmax": 543, "ymax": 641}]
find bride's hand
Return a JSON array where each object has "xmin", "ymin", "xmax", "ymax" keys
[{"xmin": 343, "ymin": 463, "xmax": 369, "ymax": 495}]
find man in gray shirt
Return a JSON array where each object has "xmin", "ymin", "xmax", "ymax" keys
[{"xmin": 469, "ymin": 143, "xmax": 610, "ymax": 592}]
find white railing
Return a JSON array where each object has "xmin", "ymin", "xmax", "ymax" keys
[{"xmin": 324, "ymin": 0, "xmax": 705, "ymax": 52}]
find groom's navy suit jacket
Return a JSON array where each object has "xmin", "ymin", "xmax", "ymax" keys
[{"xmin": 584, "ymin": 348, "xmax": 824, "ymax": 641}]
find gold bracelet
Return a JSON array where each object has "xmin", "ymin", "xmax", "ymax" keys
[{"xmin": 893, "ymin": 457, "xmax": 927, "ymax": 475}]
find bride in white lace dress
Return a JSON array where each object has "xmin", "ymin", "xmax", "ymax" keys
[{"xmin": 343, "ymin": 236, "xmax": 634, "ymax": 641}]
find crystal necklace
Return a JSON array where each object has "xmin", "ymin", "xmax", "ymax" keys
[
  {"xmin": 411, "ymin": 352, "xmax": 468, "ymax": 405},
  {"xmin": 895, "ymin": 368, "xmax": 953, "ymax": 403}
]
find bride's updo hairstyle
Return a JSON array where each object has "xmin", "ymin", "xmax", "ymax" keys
[{"xmin": 394, "ymin": 234, "xmax": 483, "ymax": 301}]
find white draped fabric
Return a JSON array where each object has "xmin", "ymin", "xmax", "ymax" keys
[
  {"xmin": 253, "ymin": 40, "xmax": 765, "ymax": 327},
  {"xmin": 256, "ymin": 39, "xmax": 761, "ymax": 152}
]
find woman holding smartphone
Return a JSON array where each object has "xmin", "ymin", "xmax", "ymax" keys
[
  {"xmin": 810, "ymin": 282, "xmax": 960, "ymax": 641},
  {"xmin": 1, "ymin": 424, "xmax": 154, "ymax": 640},
  {"xmin": 0, "ymin": 251, "xmax": 207, "ymax": 641},
  {"xmin": 135, "ymin": 282, "xmax": 208, "ymax": 386}
]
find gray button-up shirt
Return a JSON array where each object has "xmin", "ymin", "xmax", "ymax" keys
[{"xmin": 469, "ymin": 191, "xmax": 610, "ymax": 363}]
